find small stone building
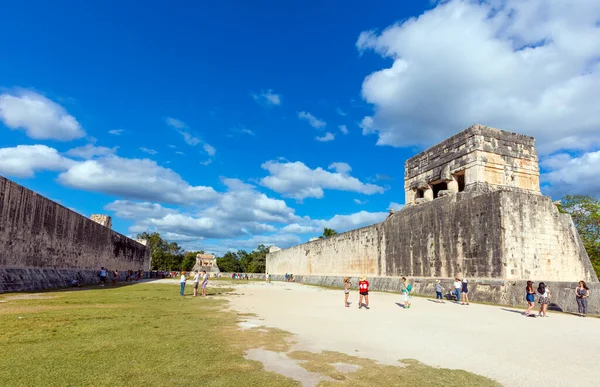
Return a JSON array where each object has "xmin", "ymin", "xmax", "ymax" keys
[{"xmin": 192, "ymin": 253, "xmax": 220, "ymax": 272}]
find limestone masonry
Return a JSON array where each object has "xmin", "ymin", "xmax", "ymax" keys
[
  {"xmin": 0, "ymin": 176, "xmax": 150, "ymax": 292},
  {"xmin": 267, "ymin": 125, "xmax": 598, "ymax": 284},
  {"xmin": 192, "ymin": 253, "xmax": 220, "ymax": 273}
]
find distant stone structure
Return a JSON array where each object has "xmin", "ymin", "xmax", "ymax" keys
[
  {"xmin": 192, "ymin": 253, "xmax": 220, "ymax": 273},
  {"xmin": 90, "ymin": 214, "xmax": 112, "ymax": 229},
  {"xmin": 267, "ymin": 125, "xmax": 598, "ymax": 284},
  {"xmin": 0, "ymin": 176, "xmax": 150, "ymax": 292}
]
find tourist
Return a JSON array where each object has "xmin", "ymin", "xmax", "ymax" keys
[
  {"xmin": 193, "ymin": 270, "xmax": 200, "ymax": 297},
  {"xmin": 266, "ymin": 273, "xmax": 271, "ymax": 283},
  {"xmin": 180, "ymin": 271, "xmax": 187, "ymax": 296},
  {"xmin": 358, "ymin": 276, "xmax": 370, "ymax": 309},
  {"xmin": 112, "ymin": 269, "xmax": 119, "ymax": 286},
  {"xmin": 343, "ymin": 277, "xmax": 351, "ymax": 307},
  {"xmin": 71, "ymin": 279, "xmax": 81, "ymax": 287},
  {"xmin": 453, "ymin": 278, "xmax": 462, "ymax": 303},
  {"xmin": 98, "ymin": 267, "xmax": 107, "ymax": 286},
  {"xmin": 285, "ymin": 273, "xmax": 289, "ymax": 282},
  {"xmin": 576, "ymin": 281, "xmax": 590, "ymax": 317},
  {"xmin": 537, "ymin": 282, "xmax": 551, "ymax": 317},
  {"xmin": 201, "ymin": 270, "xmax": 209, "ymax": 297},
  {"xmin": 461, "ymin": 278, "xmax": 469, "ymax": 305},
  {"xmin": 434, "ymin": 280, "xmax": 444, "ymax": 303},
  {"xmin": 401, "ymin": 277, "xmax": 411, "ymax": 308},
  {"xmin": 524, "ymin": 281, "xmax": 536, "ymax": 316}
]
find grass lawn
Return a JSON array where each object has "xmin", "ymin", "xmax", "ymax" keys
[{"xmin": 0, "ymin": 282, "xmax": 499, "ymax": 386}]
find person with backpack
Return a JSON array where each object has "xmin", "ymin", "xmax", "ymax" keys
[{"xmin": 401, "ymin": 277, "xmax": 412, "ymax": 308}]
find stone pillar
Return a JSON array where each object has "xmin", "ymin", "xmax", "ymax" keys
[
  {"xmin": 447, "ymin": 177, "xmax": 459, "ymax": 193},
  {"xmin": 423, "ymin": 187, "xmax": 433, "ymax": 201}
]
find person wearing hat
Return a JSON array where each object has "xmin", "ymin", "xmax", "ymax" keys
[
  {"xmin": 434, "ymin": 280, "xmax": 444, "ymax": 303},
  {"xmin": 358, "ymin": 276, "xmax": 370, "ymax": 309}
]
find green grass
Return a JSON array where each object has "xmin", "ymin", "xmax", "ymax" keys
[
  {"xmin": 0, "ymin": 282, "xmax": 500, "ymax": 386},
  {"xmin": 0, "ymin": 283, "xmax": 296, "ymax": 387}
]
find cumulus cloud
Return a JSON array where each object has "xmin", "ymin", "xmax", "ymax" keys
[
  {"xmin": 0, "ymin": 145, "xmax": 74, "ymax": 178},
  {"xmin": 316, "ymin": 132, "xmax": 335, "ymax": 142},
  {"xmin": 66, "ymin": 144, "xmax": 118, "ymax": 159},
  {"xmin": 57, "ymin": 156, "xmax": 218, "ymax": 204},
  {"xmin": 313, "ymin": 210, "xmax": 387, "ymax": 232},
  {"xmin": 357, "ymin": 0, "xmax": 600, "ymax": 153},
  {"xmin": 388, "ymin": 202, "xmax": 404, "ymax": 211},
  {"xmin": 338, "ymin": 125, "xmax": 348, "ymax": 135},
  {"xmin": 541, "ymin": 151, "xmax": 600, "ymax": 198},
  {"xmin": 178, "ymin": 131, "xmax": 200, "ymax": 146},
  {"xmin": 0, "ymin": 90, "xmax": 85, "ymax": 140},
  {"xmin": 203, "ymin": 143, "xmax": 216, "ymax": 156},
  {"xmin": 259, "ymin": 160, "xmax": 384, "ymax": 200},
  {"xmin": 139, "ymin": 147, "xmax": 158, "ymax": 155},
  {"xmin": 104, "ymin": 200, "xmax": 178, "ymax": 219},
  {"xmin": 252, "ymin": 89, "xmax": 282, "ymax": 106},
  {"xmin": 298, "ymin": 111, "xmax": 326, "ymax": 129}
]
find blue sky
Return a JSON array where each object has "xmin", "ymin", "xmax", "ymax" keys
[{"xmin": 1, "ymin": 0, "xmax": 599, "ymax": 255}]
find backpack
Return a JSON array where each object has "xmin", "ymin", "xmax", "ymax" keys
[{"xmin": 407, "ymin": 284, "xmax": 413, "ymax": 293}]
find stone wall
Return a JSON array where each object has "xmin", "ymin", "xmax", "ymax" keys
[
  {"xmin": 267, "ymin": 190, "xmax": 598, "ymax": 283},
  {"xmin": 0, "ymin": 176, "xmax": 150, "ymax": 292},
  {"xmin": 268, "ymin": 274, "xmax": 600, "ymax": 315}
]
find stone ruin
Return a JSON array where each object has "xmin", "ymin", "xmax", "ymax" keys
[
  {"xmin": 90, "ymin": 214, "xmax": 112, "ymax": 229},
  {"xmin": 265, "ymin": 124, "xmax": 599, "ymax": 313},
  {"xmin": 192, "ymin": 253, "xmax": 220, "ymax": 273}
]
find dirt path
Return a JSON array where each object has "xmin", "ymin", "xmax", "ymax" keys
[{"xmin": 227, "ymin": 281, "xmax": 600, "ymax": 387}]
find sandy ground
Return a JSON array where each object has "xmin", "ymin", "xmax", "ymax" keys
[{"xmin": 226, "ymin": 281, "xmax": 600, "ymax": 387}]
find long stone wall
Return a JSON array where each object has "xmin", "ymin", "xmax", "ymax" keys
[
  {"xmin": 267, "ymin": 190, "xmax": 597, "ymax": 283},
  {"xmin": 269, "ymin": 274, "xmax": 600, "ymax": 315},
  {"xmin": 0, "ymin": 176, "xmax": 150, "ymax": 292}
]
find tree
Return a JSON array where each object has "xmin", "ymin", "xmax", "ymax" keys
[
  {"xmin": 248, "ymin": 244, "xmax": 268, "ymax": 273},
  {"xmin": 559, "ymin": 195, "xmax": 600, "ymax": 276},
  {"xmin": 181, "ymin": 251, "xmax": 197, "ymax": 272},
  {"xmin": 216, "ymin": 252, "xmax": 242, "ymax": 272},
  {"xmin": 318, "ymin": 227, "xmax": 338, "ymax": 239},
  {"xmin": 137, "ymin": 231, "xmax": 168, "ymax": 270}
]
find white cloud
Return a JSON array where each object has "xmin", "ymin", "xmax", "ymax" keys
[
  {"xmin": 0, "ymin": 90, "xmax": 85, "ymax": 141},
  {"xmin": 203, "ymin": 143, "xmax": 216, "ymax": 156},
  {"xmin": 338, "ymin": 125, "xmax": 348, "ymax": 135},
  {"xmin": 139, "ymin": 147, "xmax": 158, "ymax": 155},
  {"xmin": 259, "ymin": 160, "xmax": 384, "ymax": 200},
  {"xmin": 178, "ymin": 131, "xmax": 200, "ymax": 146},
  {"xmin": 336, "ymin": 108, "xmax": 347, "ymax": 116},
  {"xmin": 316, "ymin": 132, "xmax": 335, "ymax": 142},
  {"xmin": 388, "ymin": 202, "xmax": 404, "ymax": 211},
  {"xmin": 541, "ymin": 151, "xmax": 600, "ymax": 197},
  {"xmin": 280, "ymin": 224, "xmax": 319, "ymax": 234},
  {"xmin": 241, "ymin": 128, "xmax": 255, "ymax": 136},
  {"xmin": 66, "ymin": 144, "xmax": 118, "ymax": 159},
  {"xmin": 108, "ymin": 129, "xmax": 124, "ymax": 136},
  {"xmin": 164, "ymin": 117, "xmax": 188, "ymax": 129},
  {"xmin": 0, "ymin": 145, "xmax": 74, "ymax": 178},
  {"xmin": 357, "ymin": 0, "xmax": 600, "ymax": 153},
  {"xmin": 252, "ymin": 89, "xmax": 282, "ymax": 106},
  {"xmin": 313, "ymin": 210, "xmax": 387, "ymax": 232},
  {"xmin": 175, "ymin": 151, "xmax": 185, "ymax": 155},
  {"xmin": 200, "ymin": 159, "xmax": 213, "ymax": 166},
  {"xmin": 354, "ymin": 199, "xmax": 367, "ymax": 205},
  {"xmin": 104, "ymin": 200, "xmax": 178, "ymax": 219},
  {"xmin": 298, "ymin": 111, "xmax": 326, "ymax": 129},
  {"xmin": 58, "ymin": 155, "xmax": 218, "ymax": 204},
  {"xmin": 328, "ymin": 162, "xmax": 352, "ymax": 174}
]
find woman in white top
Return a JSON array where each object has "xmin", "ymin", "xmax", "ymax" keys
[
  {"xmin": 536, "ymin": 282, "xmax": 551, "ymax": 317},
  {"xmin": 192, "ymin": 270, "xmax": 200, "ymax": 297},
  {"xmin": 180, "ymin": 272, "xmax": 187, "ymax": 296},
  {"xmin": 201, "ymin": 270, "xmax": 209, "ymax": 296}
]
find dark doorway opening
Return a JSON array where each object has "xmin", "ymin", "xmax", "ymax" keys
[
  {"xmin": 416, "ymin": 189, "xmax": 425, "ymax": 199},
  {"xmin": 432, "ymin": 182, "xmax": 447, "ymax": 198},
  {"xmin": 454, "ymin": 173, "xmax": 465, "ymax": 192}
]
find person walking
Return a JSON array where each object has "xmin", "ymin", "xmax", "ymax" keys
[
  {"xmin": 401, "ymin": 277, "xmax": 411, "ymax": 308},
  {"xmin": 98, "ymin": 267, "xmax": 107, "ymax": 286},
  {"xmin": 461, "ymin": 279, "xmax": 470, "ymax": 305},
  {"xmin": 537, "ymin": 282, "xmax": 551, "ymax": 317},
  {"xmin": 343, "ymin": 277, "xmax": 351, "ymax": 307},
  {"xmin": 201, "ymin": 270, "xmax": 209, "ymax": 297},
  {"xmin": 524, "ymin": 281, "xmax": 536, "ymax": 316},
  {"xmin": 453, "ymin": 278, "xmax": 462, "ymax": 303},
  {"xmin": 180, "ymin": 272, "xmax": 187, "ymax": 296},
  {"xmin": 112, "ymin": 269, "xmax": 119, "ymax": 286},
  {"xmin": 576, "ymin": 281, "xmax": 590, "ymax": 317},
  {"xmin": 192, "ymin": 270, "xmax": 200, "ymax": 297},
  {"xmin": 434, "ymin": 280, "xmax": 444, "ymax": 303},
  {"xmin": 358, "ymin": 276, "xmax": 370, "ymax": 309}
]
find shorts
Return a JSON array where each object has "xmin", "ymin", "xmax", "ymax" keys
[
  {"xmin": 202, "ymin": 282, "xmax": 207, "ymax": 289},
  {"xmin": 462, "ymin": 290, "xmax": 468, "ymax": 294},
  {"xmin": 436, "ymin": 291, "xmax": 443, "ymax": 299},
  {"xmin": 344, "ymin": 291, "xmax": 349, "ymax": 294},
  {"xmin": 402, "ymin": 292, "xmax": 409, "ymax": 302},
  {"xmin": 526, "ymin": 294, "xmax": 535, "ymax": 303},
  {"xmin": 360, "ymin": 291, "xmax": 368, "ymax": 296},
  {"xmin": 538, "ymin": 296, "xmax": 550, "ymax": 305},
  {"xmin": 100, "ymin": 276, "xmax": 106, "ymax": 283},
  {"xmin": 193, "ymin": 282, "xmax": 199, "ymax": 289}
]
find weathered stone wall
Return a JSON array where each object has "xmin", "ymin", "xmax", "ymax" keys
[
  {"xmin": 266, "ymin": 224, "xmax": 383, "ymax": 276},
  {"xmin": 0, "ymin": 176, "xmax": 150, "ymax": 292},
  {"xmin": 268, "ymin": 274, "xmax": 600, "ymax": 315},
  {"xmin": 267, "ymin": 190, "xmax": 598, "ymax": 283}
]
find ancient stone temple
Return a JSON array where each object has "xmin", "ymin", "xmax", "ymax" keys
[
  {"xmin": 192, "ymin": 253, "xmax": 220, "ymax": 273},
  {"xmin": 267, "ymin": 125, "xmax": 598, "ymax": 283}
]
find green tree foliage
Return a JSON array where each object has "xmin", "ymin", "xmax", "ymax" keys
[
  {"xmin": 136, "ymin": 232, "xmax": 185, "ymax": 271},
  {"xmin": 559, "ymin": 195, "xmax": 600, "ymax": 276},
  {"xmin": 181, "ymin": 252, "xmax": 198, "ymax": 272},
  {"xmin": 318, "ymin": 227, "xmax": 338, "ymax": 239},
  {"xmin": 215, "ymin": 244, "xmax": 269, "ymax": 273}
]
